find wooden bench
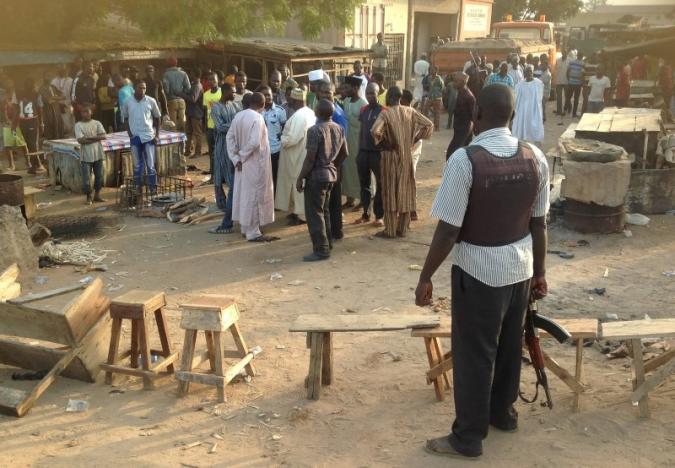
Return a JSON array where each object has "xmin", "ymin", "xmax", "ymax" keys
[
  {"xmin": 290, "ymin": 314, "xmax": 441, "ymax": 400},
  {"xmin": 0, "ymin": 278, "xmax": 110, "ymax": 417},
  {"xmin": 600, "ymin": 318, "xmax": 675, "ymax": 418},
  {"xmin": 411, "ymin": 318, "xmax": 599, "ymax": 411}
]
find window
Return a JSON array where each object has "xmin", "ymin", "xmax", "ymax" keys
[{"xmin": 496, "ymin": 27, "xmax": 543, "ymax": 41}]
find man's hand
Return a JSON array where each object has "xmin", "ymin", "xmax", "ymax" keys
[
  {"xmin": 415, "ymin": 280, "xmax": 433, "ymax": 306},
  {"xmin": 236, "ymin": 161, "xmax": 242, "ymax": 171},
  {"xmin": 531, "ymin": 275, "xmax": 548, "ymax": 300},
  {"xmin": 152, "ymin": 136, "xmax": 159, "ymax": 145},
  {"xmin": 296, "ymin": 177, "xmax": 304, "ymax": 193}
]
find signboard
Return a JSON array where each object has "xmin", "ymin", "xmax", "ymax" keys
[{"xmin": 463, "ymin": 3, "xmax": 490, "ymax": 33}]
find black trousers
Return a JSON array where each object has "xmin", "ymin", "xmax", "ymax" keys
[
  {"xmin": 357, "ymin": 150, "xmax": 383, "ymax": 220},
  {"xmin": 328, "ymin": 178, "xmax": 343, "ymax": 240},
  {"xmin": 566, "ymin": 84, "xmax": 582, "ymax": 117},
  {"xmin": 271, "ymin": 152, "xmax": 280, "ymax": 197},
  {"xmin": 304, "ymin": 179, "xmax": 333, "ymax": 257},
  {"xmin": 206, "ymin": 128, "xmax": 215, "ymax": 174},
  {"xmin": 448, "ymin": 266, "xmax": 530, "ymax": 457},
  {"xmin": 446, "ymin": 126, "xmax": 473, "ymax": 160}
]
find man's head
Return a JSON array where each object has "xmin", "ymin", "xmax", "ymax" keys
[
  {"xmin": 227, "ymin": 65, "xmax": 238, "ymax": 75},
  {"xmin": 480, "ymin": 55, "xmax": 487, "ymax": 67},
  {"xmin": 221, "ymin": 83, "xmax": 234, "ymax": 102},
  {"xmin": 532, "ymin": 56, "xmax": 540, "ymax": 68},
  {"xmin": 475, "ymin": 84, "xmax": 514, "ymax": 133},
  {"xmin": 249, "ymin": 92, "xmax": 265, "ymax": 112},
  {"xmin": 345, "ymin": 76, "xmax": 361, "ymax": 98},
  {"xmin": 365, "ymin": 82, "xmax": 380, "ymax": 106},
  {"xmin": 278, "ymin": 64, "xmax": 290, "ymax": 81},
  {"xmin": 377, "ymin": 32, "xmax": 384, "ymax": 44},
  {"xmin": 401, "ymin": 89, "xmax": 414, "ymax": 107},
  {"xmin": 596, "ymin": 65, "xmax": 605, "ymax": 78},
  {"xmin": 241, "ymin": 92, "xmax": 252, "ymax": 110},
  {"xmin": 134, "ymin": 80, "xmax": 147, "ymax": 100},
  {"xmin": 216, "ymin": 70, "xmax": 225, "ymax": 85},
  {"xmin": 289, "ymin": 88, "xmax": 306, "ymax": 109},
  {"xmin": 524, "ymin": 65, "xmax": 534, "ymax": 81},
  {"xmin": 269, "ymin": 71, "xmax": 281, "ymax": 93},
  {"xmin": 83, "ymin": 61, "xmax": 95, "ymax": 76},
  {"xmin": 145, "ymin": 64, "xmax": 156, "ymax": 79},
  {"xmin": 353, "ymin": 60, "xmax": 363, "ymax": 76},
  {"xmin": 56, "ymin": 65, "xmax": 67, "ymax": 78},
  {"xmin": 372, "ymin": 72, "xmax": 385, "ymax": 89},
  {"xmin": 453, "ymin": 72, "xmax": 469, "ymax": 89},
  {"xmin": 429, "ymin": 66, "xmax": 438, "ymax": 77},
  {"xmin": 510, "ymin": 55, "xmax": 519, "ymax": 67},
  {"xmin": 167, "ymin": 57, "xmax": 178, "ymax": 68},
  {"xmin": 257, "ymin": 85, "xmax": 273, "ymax": 109},
  {"xmin": 317, "ymin": 81, "xmax": 335, "ymax": 101},
  {"xmin": 540, "ymin": 53, "xmax": 549, "ymax": 66},
  {"xmin": 188, "ymin": 68, "xmax": 200, "ymax": 83},
  {"xmin": 526, "ymin": 53, "xmax": 533, "ymax": 65},
  {"xmin": 386, "ymin": 86, "xmax": 402, "ymax": 106},
  {"xmin": 499, "ymin": 62, "xmax": 509, "ymax": 77},
  {"xmin": 577, "ymin": 52, "xmax": 585, "ymax": 61},
  {"xmin": 235, "ymin": 72, "xmax": 247, "ymax": 93},
  {"xmin": 80, "ymin": 103, "xmax": 93, "ymax": 121},
  {"xmin": 207, "ymin": 72, "xmax": 218, "ymax": 91},
  {"xmin": 519, "ymin": 56, "xmax": 526, "ymax": 67},
  {"xmin": 129, "ymin": 66, "xmax": 140, "ymax": 82},
  {"xmin": 337, "ymin": 82, "xmax": 349, "ymax": 100},
  {"xmin": 316, "ymin": 99, "xmax": 334, "ymax": 121},
  {"xmin": 420, "ymin": 54, "xmax": 428, "ymax": 61},
  {"xmin": 112, "ymin": 74, "xmax": 124, "ymax": 89}
]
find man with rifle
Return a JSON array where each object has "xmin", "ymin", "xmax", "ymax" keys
[{"xmin": 415, "ymin": 84, "xmax": 550, "ymax": 459}]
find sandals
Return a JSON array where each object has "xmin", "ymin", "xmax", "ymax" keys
[
  {"xmin": 248, "ymin": 235, "xmax": 280, "ymax": 243},
  {"xmin": 352, "ymin": 216, "xmax": 370, "ymax": 225}
]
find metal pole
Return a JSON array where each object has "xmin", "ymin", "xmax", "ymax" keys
[{"xmin": 405, "ymin": 0, "xmax": 414, "ymax": 89}]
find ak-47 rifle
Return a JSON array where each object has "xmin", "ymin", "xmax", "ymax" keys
[{"xmin": 519, "ymin": 297, "xmax": 571, "ymax": 409}]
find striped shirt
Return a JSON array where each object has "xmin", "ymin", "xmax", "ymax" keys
[
  {"xmin": 431, "ymin": 127, "xmax": 550, "ymax": 287},
  {"xmin": 484, "ymin": 73, "xmax": 515, "ymax": 89},
  {"xmin": 567, "ymin": 59, "xmax": 585, "ymax": 86}
]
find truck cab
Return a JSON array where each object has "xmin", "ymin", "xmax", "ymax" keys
[{"xmin": 491, "ymin": 19, "xmax": 557, "ymax": 70}]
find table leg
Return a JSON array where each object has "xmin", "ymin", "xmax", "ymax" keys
[
  {"xmin": 631, "ymin": 338, "xmax": 650, "ymax": 418},
  {"xmin": 307, "ymin": 332, "xmax": 324, "ymax": 400},
  {"xmin": 321, "ymin": 333, "xmax": 333, "ymax": 386}
]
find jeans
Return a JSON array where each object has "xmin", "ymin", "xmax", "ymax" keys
[
  {"xmin": 130, "ymin": 138, "xmax": 157, "ymax": 189},
  {"xmin": 206, "ymin": 128, "xmax": 215, "ymax": 174},
  {"xmin": 217, "ymin": 158, "xmax": 235, "ymax": 230},
  {"xmin": 357, "ymin": 150, "xmax": 383, "ymax": 220},
  {"xmin": 304, "ymin": 179, "xmax": 333, "ymax": 257},
  {"xmin": 566, "ymin": 84, "xmax": 582, "ymax": 116},
  {"xmin": 81, "ymin": 159, "xmax": 104, "ymax": 194},
  {"xmin": 328, "ymin": 178, "xmax": 343, "ymax": 240},
  {"xmin": 587, "ymin": 101, "xmax": 604, "ymax": 113},
  {"xmin": 448, "ymin": 266, "xmax": 530, "ymax": 457},
  {"xmin": 555, "ymin": 84, "xmax": 569, "ymax": 115}
]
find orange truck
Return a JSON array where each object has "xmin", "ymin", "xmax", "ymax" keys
[{"xmin": 432, "ymin": 18, "xmax": 557, "ymax": 76}]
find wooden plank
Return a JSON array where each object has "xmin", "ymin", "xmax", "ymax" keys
[
  {"xmin": 631, "ymin": 338, "xmax": 650, "ymax": 418},
  {"xmin": 9, "ymin": 284, "xmax": 85, "ymax": 305},
  {"xmin": 290, "ymin": 314, "xmax": 441, "ymax": 333},
  {"xmin": 575, "ymin": 113, "xmax": 602, "ymax": 132},
  {"xmin": 204, "ymin": 331, "xmax": 217, "ymax": 372},
  {"xmin": 180, "ymin": 295, "xmax": 235, "ymax": 312},
  {"xmin": 601, "ymin": 319, "xmax": 675, "ymax": 340},
  {"xmin": 230, "ymin": 322, "xmax": 255, "ymax": 377},
  {"xmin": 0, "ymin": 283, "xmax": 21, "ymax": 303},
  {"xmin": 138, "ymin": 318, "xmax": 154, "ymax": 390},
  {"xmin": 105, "ymin": 318, "xmax": 123, "ymax": 385},
  {"xmin": 635, "ymin": 114, "xmax": 661, "ymax": 133},
  {"xmin": 178, "ymin": 329, "xmax": 197, "ymax": 396},
  {"xmin": 0, "ymin": 264, "xmax": 19, "ymax": 286},
  {"xmin": 154, "ymin": 309, "xmax": 175, "ymax": 374},
  {"xmin": 62, "ymin": 278, "xmax": 108, "ymax": 344},
  {"xmin": 321, "ymin": 332, "xmax": 333, "ymax": 386},
  {"xmin": 70, "ymin": 299, "xmax": 111, "ymax": 380},
  {"xmin": 426, "ymin": 354, "xmax": 454, "ymax": 383},
  {"xmin": 597, "ymin": 113, "xmax": 616, "ymax": 132},
  {"xmin": 424, "ymin": 337, "xmax": 444, "ymax": 401},
  {"xmin": 0, "ymin": 301, "xmax": 74, "ymax": 345},
  {"xmin": 149, "ymin": 352, "xmax": 180, "ymax": 372},
  {"xmin": 608, "ymin": 114, "xmax": 636, "ymax": 132},
  {"xmin": 175, "ymin": 371, "xmax": 226, "ymax": 387},
  {"xmin": 110, "ymin": 290, "xmax": 165, "ymax": 316},
  {"xmin": 180, "ymin": 305, "xmax": 239, "ymax": 332},
  {"xmin": 99, "ymin": 364, "xmax": 158, "ymax": 379},
  {"xmin": 573, "ymin": 340, "xmax": 584, "ymax": 412},
  {"xmin": 223, "ymin": 352, "xmax": 255, "ymax": 385},
  {"xmin": 0, "ymin": 338, "xmax": 88, "ymax": 382},
  {"xmin": 411, "ymin": 318, "xmax": 598, "ymax": 339},
  {"xmin": 631, "ymin": 356, "xmax": 675, "ymax": 405},
  {"xmin": 542, "ymin": 353, "xmax": 585, "ymax": 394},
  {"xmin": 0, "ymin": 387, "xmax": 28, "ymax": 417},
  {"xmin": 307, "ymin": 332, "xmax": 323, "ymax": 400},
  {"xmin": 432, "ymin": 338, "xmax": 451, "ymax": 390},
  {"xmin": 644, "ymin": 349, "xmax": 675, "ymax": 374},
  {"xmin": 130, "ymin": 320, "xmax": 139, "ymax": 369},
  {"xmin": 213, "ymin": 331, "xmax": 226, "ymax": 402}
]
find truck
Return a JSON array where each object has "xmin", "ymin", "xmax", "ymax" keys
[{"xmin": 431, "ymin": 18, "xmax": 557, "ymax": 76}]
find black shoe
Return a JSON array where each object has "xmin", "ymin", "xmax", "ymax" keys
[
  {"xmin": 85, "ymin": 194, "xmax": 93, "ymax": 205},
  {"xmin": 303, "ymin": 253, "xmax": 330, "ymax": 262},
  {"xmin": 490, "ymin": 416, "xmax": 518, "ymax": 432}
]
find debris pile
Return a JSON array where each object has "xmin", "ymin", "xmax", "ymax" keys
[{"xmin": 39, "ymin": 240, "xmax": 107, "ymax": 266}]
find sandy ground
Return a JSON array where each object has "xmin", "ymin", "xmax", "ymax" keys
[{"xmin": 1, "ymin": 113, "xmax": 674, "ymax": 467}]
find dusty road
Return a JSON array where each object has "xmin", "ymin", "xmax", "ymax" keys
[{"xmin": 1, "ymin": 114, "xmax": 674, "ymax": 467}]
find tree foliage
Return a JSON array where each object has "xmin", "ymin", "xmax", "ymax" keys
[
  {"xmin": 0, "ymin": 0, "xmax": 359, "ymax": 45},
  {"xmin": 492, "ymin": 0, "xmax": 583, "ymax": 23}
]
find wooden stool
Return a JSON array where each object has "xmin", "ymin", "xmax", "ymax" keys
[
  {"xmin": 101, "ymin": 290, "xmax": 179, "ymax": 389},
  {"xmin": 176, "ymin": 296, "xmax": 259, "ymax": 402}
]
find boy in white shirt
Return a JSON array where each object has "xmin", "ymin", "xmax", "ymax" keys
[{"xmin": 74, "ymin": 104, "xmax": 107, "ymax": 204}]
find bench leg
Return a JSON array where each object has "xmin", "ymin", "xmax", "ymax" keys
[
  {"xmin": 139, "ymin": 317, "xmax": 154, "ymax": 390},
  {"xmin": 205, "ymin": 331, "xmax": 217, "ymax": 372},
  {"xmin": 178, "ymin": 329, "xmax": 197, "ymax": 397},
  {"xmin": 105, "ymin": 318, "xmax": 123, "ymax": 385},
  {"xmin": 432, "ymin": 338, "xmax": 451, "ymax": 390},
  {"xmin": 307, "ymin": 332, "xmax": 324, "ymax": 400},
  {"xmin": 322, "ymin": 333, "xmax": 333, "ymax": 386},
  {"xmin": 130, "ymin": 320, "xmax": 139, "ymax": 369},
  {"xmin": 230, "ymin": 322, "xmax": 255, "ymax": 377},
  {"xmin": 631, "ymin": 338, "xmax": 650, "ymax": 418},
  {"xmin": 573, "ymin": 339, "xmax": 584, "ymax": 412},
  {"xmin": 424, "ymin": 337, "xmax": 444, "ymax": 401},
  {"xmin": 154, "ymin": 309, "xmax": 175, "ymax": 374},
  {"xmin": 213, "ymin": 331, "xmax": 226, "ymax": 403}
]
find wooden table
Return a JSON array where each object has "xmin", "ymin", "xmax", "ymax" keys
[
  {"xmin": 600, "ymin": 318, "xmax": 675, "ymax": 418},
  {"xmin": 290, "ymin": 314, "xmax": 440, "ymax": 400},
  {"xmin": 412, "ymin": 318, "xmax": 599, "ymax": 411}
]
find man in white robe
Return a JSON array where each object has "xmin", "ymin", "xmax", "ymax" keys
[
  {"xmin": 275, "ymin": 88, "xmax": 316, "ymax": 224},
  {"xmin": 226, "ymin": 92, "xmax": 276, "ymax": 241},
  {"xmin": 413, "ymin": 54, "xmax": 430, "ymax": 103},
  {"xmin": 512, "ymin": 66, "xmax": 544, "ymax": 146}
]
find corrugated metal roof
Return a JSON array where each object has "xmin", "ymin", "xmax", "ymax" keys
[{"xmin": 210, "ymin": 37, "xmax": 371, "ymax": 60}]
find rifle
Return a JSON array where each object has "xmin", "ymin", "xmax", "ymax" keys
[{"xmin": 519, "ymin": 297, "xmax": 571, "ymax": 409}]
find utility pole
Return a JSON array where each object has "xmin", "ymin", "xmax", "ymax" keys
[{"xmin": 405, "ymin": 0, "xmax": 414, "ymax": 89}]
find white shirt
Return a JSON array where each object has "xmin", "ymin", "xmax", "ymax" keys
[
  {"xmin": 508, "ymin": 65, "xmax": 524, "ymax": 87},
  {"xmin": 431, "ymin": 127, "xmax": 550, "ymax": 287},
  {"xmin": 121, "ymin": 95, "xmax": 161, "ymax": 143},
  {"xmin": 51, "ymin": 76, "xmax": 74, "ymax": 105},
  {"xmin": 588, "ymin": 75, "xmax": 611, "ymax": 102}
]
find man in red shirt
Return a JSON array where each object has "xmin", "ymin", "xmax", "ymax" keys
[{"xmin": 614, "ymin": 61, "xmax": 631, "ymax": 108}]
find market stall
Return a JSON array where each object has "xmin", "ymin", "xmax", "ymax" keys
[{"xmin": 44, "ymin": 131, "xmax": 186, "ymax": 194}]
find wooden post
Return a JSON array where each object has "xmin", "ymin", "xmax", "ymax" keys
[
  {"xmin": 307, "ymin": 332, "xmax": 324, "ymax": 400},
  {"xmin": 322, "ymin": 332, "xmax": 333, "ymax": 386},
  {"xmin": 573, "ymin": 339, "xmax": 584, "ymax": 412},
  {"xmin": 631, "ymin": 338, "xmax": 650, "ymax": 418}
]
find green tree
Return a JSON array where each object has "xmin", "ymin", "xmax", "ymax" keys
[
  {"xmin": 0, "ymin": 0, "xmax": 359, "ymax": 45},
  {"xmin": 492, "ymin": 0, "xmax": 582, "ymax": 23}
]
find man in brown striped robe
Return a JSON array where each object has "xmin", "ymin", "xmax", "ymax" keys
[{"xmin": 371, "ymin": 86, "xmax": 434, "ymax": 238}]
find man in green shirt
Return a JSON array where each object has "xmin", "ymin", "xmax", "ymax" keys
[{"xmin": 422, "ymin": 66, "xmax": 444, "ymax": 130}]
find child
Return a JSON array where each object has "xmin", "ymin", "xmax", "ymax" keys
[{"xmin": 74, "ymin": 104, "xmax": 107, "ymax": 204}]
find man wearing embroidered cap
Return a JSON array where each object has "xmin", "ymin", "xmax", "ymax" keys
[{"xmin": 276, "ymin": 88, "xmax": 316, "ymax": 225}]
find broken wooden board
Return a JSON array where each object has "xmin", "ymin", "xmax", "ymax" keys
[
  {"xmin": 411, "ymin": 318, "xmax": 598, "ymax": 339},
  {"xmin": 601, "ymin": 319, "xmax": 675, "ymax": 340},
  {"xmin": 290, "ymin": 314, "xmax": 441, "ymax": 333}
]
